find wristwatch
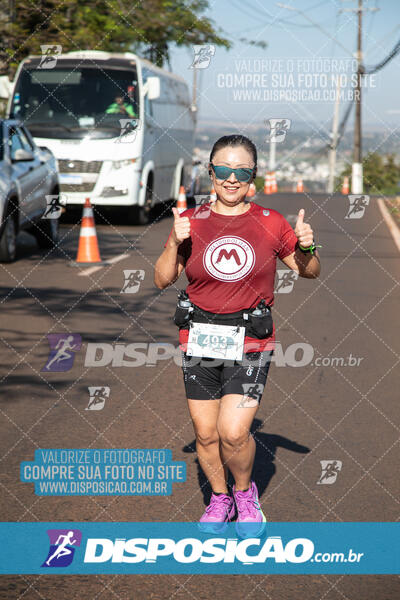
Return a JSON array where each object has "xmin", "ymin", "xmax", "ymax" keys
[{"xmin": 297, "ymin": 241, "xmax": 321, "ymax": 255}]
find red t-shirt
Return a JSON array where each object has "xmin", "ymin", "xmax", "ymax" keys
[{"xmin": 164, "ymin": 201, "xmax": 298, "ymax": 352}]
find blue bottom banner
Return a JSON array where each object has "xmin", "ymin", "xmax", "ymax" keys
[{"xmin": 0, "ymin": 522, "xmax": 398, "ymax": 574}]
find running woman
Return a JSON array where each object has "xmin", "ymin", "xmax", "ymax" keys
[{"xmin": 154, "ymin": 135, "xmax": 320, "ymax": 536}]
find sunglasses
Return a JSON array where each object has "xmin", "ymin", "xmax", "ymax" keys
[{"xmin": 210, "ymin": 163, "xmax": 255, "ymax": 183}]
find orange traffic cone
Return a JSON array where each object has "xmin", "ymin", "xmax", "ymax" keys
[
  {"xmin": 270, "ymin": 171, "xmax": 278, "ymax": 193},
  {"xmin": 341, "ymin": 176, "xmax": 349, "ymax": 195},
  {"xmin": 71, "ymin": 198, "xmax": 107, "ymax": 266},
  {"xmin": 264, "ymin": 173, "xmax": 271, "ymax": 195},
  {"xmin": 246, "ymin": 182, "xmax": 256, "ymax": 197},
  {"xmin": 210, "ymin": 187, "xmax": 217, "ymax": 202},
  {"xmin": 296, "ymin": 178, "xmax": 304, "ymax": 193},
  {"xmin": 177, "ymin": 185, "xmax": 187, "ymax": 214}
]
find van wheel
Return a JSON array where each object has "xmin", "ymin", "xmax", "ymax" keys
[
  {"xmin": 128, "ymin": 180, "xmax": 153, "ymax": 225},
  {"xmin": 30, "ymin": 216, "xmax": 59, "ymax": 249},
  {"xmin": 0, "ymin": 212, "xmax": 17, "ymax": 262}
]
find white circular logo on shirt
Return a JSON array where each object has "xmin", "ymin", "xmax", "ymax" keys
[{"xmin": 203, "ymin": 236, "xmax": 255, "ymax": 282}]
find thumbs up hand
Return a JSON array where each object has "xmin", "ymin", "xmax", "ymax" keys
[
  {"xmin": 172, "ymin": 207, "xmax": 191, "ymax": 244},
  {"xmin": 294, "ymin": 209, "xmax": 314, "ymax": 248}
]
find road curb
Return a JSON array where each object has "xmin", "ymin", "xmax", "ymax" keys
[{"xmin": 377, "ymin": 197, "xmax": 400, "ymax": 253}]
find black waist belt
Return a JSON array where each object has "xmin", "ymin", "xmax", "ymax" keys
[
  {"xmin": 178, "ymin": 302, "xmax": 273, "ymax": 339},
  {"xmin": 189, "ymin": 304, "xmax": 247, "ymax": 327}
]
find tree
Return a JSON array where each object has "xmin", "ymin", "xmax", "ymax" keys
[
  {"xmin": 338, "ymin": 152, "xmax": 400, "ymax": 195},
  {"xmin": 0, "ymin": 0, "xmax": 230, "ymax": 76}
]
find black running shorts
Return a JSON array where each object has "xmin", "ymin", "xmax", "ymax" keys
[{"xmin": 181, "ymin": 350, "xmax": 274, "ymax": 402}]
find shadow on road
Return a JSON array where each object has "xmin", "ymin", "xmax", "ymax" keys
[
  {"xmin": 60, "ymin": 200, "xmax": 176, "ymax": 227},
  {"xmin": 183, "ymin": 418, "xmax": 310, "ymax": 506},
  {"xmin": 0, "ymin": 284, "xmax": 175, "ymax": 336}
]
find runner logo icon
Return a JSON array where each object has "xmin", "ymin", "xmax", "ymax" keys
[
  {"xmin": 238, "ymin": 383, "xmax": 264, "ymax": 407},
  {"xmin": 86, "ymin": 386, "xmax": 110, "ymax": 410},
  {"xmin": 317, "ymin": 460, "xmax": 342, "ymax": 485},
  {"xmin": 275, "ymin": 270, "xmax": 299, "ymax": 294},
  {"xmin": 42, "ymin": 529, "xmax": 82, "ymax": 567},
  {"xmin": 345, "ymin": 195, "xmax": 370, "ymax": 219},
  {"xmin": 121, "ymin": 269, "xmax": 145, "ymax": 294},
  {"xmin": 203, "ymin": 236, "xmax": 255, "ymax": 282},
  {"xmin": 42, "ymin": 334, "xmax": 82, "ymax": 372}
]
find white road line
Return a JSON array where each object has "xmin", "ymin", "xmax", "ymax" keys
[
  {"xmin": 377, "ymin": 197, "xmax": 400, "ymax": 254},
  {"xmin": 78, "ymin": 253, "xmax": 130, "ymax": 276}
]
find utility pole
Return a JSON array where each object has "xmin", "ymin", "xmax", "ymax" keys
[
  {"xmin": 276, "ymin": 2, "xmax": 354, "ymax": 194},
  {"xmin": 341, "ymin": 0, "xmax": 379, "ymax": 193},
  {"xmin": 268, "ymin": 135, "xmax": 276, "ymax": 173},
  {"xmin": 192, "ymin": 66, "xmax": 197, "ymax": 112},
  {"xmin": 352, "ymin": 0, "xmax": 363, "ymax": 193},
  {"xmin": 278, "ymin": 1, "xmax": 379, "ymax": 195},
  {"xmin": 328, "ymin": 78, "xmax": 341, "ymax": 194},
  {"xmin": 190, "ymin": 62, "xmax": 198, "ymax": 129}
]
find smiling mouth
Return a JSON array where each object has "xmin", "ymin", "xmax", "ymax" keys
[{"xmin": 223, "ymin": 185, "xmax": 240, "ymax": 192}]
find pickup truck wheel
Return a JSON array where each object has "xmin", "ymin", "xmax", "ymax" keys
[
  {"xmin": 0, "ymin": 213, "xmax": 17, "ymax": 262},
  {"xmin": 31, "ymin": 217, "xmax": 60, "ymax": 249}
]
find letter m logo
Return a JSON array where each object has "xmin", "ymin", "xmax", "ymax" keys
[{"xmin": 215, "ymin": 249, "xmax": 241, "ymax": 265}]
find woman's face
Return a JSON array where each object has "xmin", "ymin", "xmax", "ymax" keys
[{"xmin": 210, "ymin": 145, "xmax": 255, "ymax": 206}]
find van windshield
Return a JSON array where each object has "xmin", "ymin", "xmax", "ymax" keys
[{"xmin": 10, "ymin": 65, "xmax": 139, "ymax": 139}]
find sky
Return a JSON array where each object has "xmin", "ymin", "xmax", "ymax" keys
[{"xmin": 168, "ymin": 0, "xmax": 400, "ymax": 132}]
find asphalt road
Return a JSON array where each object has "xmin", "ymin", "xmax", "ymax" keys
[{"xmin": 1, "ymin": 192, "xmax": 399, "ymax": 599}]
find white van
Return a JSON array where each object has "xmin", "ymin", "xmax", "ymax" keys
[{"xmin": 7, "ymin": 50, "xmax": 195, "ymax": 224}]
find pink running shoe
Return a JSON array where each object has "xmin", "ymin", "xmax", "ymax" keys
[
  {"xmin": 233, "ymin": 480, "xmax": 267, "ymax": 538},
  {"xmin": 199, "ymin": 492, "xmax": 235, "ymax": 533}
]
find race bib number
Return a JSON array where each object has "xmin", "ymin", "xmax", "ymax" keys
[{"xmin": 187, "ymin": 322, "xmax": 245, "ymax": 361}]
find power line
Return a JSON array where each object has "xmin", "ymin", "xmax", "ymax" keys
[
  {"xmin": 363, "ymin": 37, "xmax": 400, "ymax": 73},
  {"xmin": 277, "ymin": 2, "xmax": 354, "ymax": 57},
  {"xmin": 230, "ymin": 0, "xmax": 333, "ymax": 30},
  {"xmin": 230, "ymin": 17, "xmax": 335, "ymax": 33}
]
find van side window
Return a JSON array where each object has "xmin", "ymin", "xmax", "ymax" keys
[
  {"xmin": 144, "ymin": 95, "xmax": 153, "ymax": 118},
  {"xmin": 142, "ymin": 68, "xmax": 153, "ymax": 118}
]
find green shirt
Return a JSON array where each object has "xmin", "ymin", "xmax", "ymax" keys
[{"xmin": 106, "ymin": 102, "xmax": 136, "ymax": 117}]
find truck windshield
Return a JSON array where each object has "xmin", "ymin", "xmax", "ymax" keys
[{"xmin": 10, "ymin": 65, "xmax": 139, "ymax": 139}]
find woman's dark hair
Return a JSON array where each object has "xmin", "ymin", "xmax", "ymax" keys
[{"xmin": 209, "ymin": 134, "xmax": 257, "ymax": 167}]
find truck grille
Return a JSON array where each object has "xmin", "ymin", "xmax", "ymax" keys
[
  {"xmin": 58, "ymin": 159, "xmax": 102, "ymax": 173},
  {"xmin": 61, "ymin": 182, "xmax": 96, "ymax": 193}
]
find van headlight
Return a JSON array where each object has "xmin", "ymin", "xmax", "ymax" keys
[{"xmin": 112, "ymin": 158, "xmax": 136, "ymax": 169}]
